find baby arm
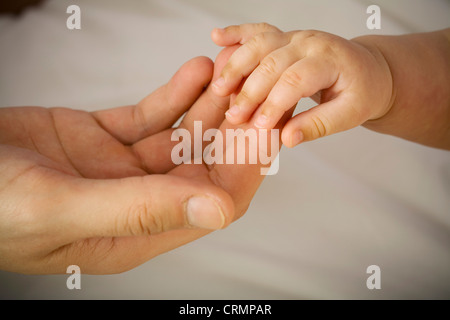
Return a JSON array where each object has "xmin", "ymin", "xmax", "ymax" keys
[{"xmin": 211, "ymin": 23, "xmax": 450, "ymax": 150}]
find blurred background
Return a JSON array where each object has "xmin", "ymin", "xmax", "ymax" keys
[{"xmin": 0, "ymin": 0, "xmax": 449, "ymax": 299}]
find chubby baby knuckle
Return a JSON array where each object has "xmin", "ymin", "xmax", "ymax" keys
[
  {"xmin": 258, "ymin": 55, "xmax": 279, "ymax": 75},
  {"xmin": 246, "ymin": 35, "xmax": 265, "ymax": 53},
  {"xmin": 281, "ymin": 70, "xmax": 303, "ymax": 89},
  {"xmin": 253, "ymin": 22, "xmax": 277, "ymax": 33},
  {"xmin": 293, "ymin": 30, "xmax": 334, "ymax": 53},
  {"xmin": 314, "ymin": 41, "xmax": 335, "ymax": 57},
  {"xmin": 292, "ymin": 29, "xmax": 319, "ymax": 43},
  {"xmin": 254, "ymin": 31, "xmax": 275, "ymax": 45}
]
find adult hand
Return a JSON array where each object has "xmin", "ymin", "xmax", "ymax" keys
[
  {"xmin": 1, "ymin": 54, "xmax": 229, "ymax": 274},
  {"xmin": 0, "ymin": 47, "xmax": 288, "ymax": 275}
]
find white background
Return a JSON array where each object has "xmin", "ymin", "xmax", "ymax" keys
[{"xmin": 0, "ymin": 0, "xmax": 449, "ymax": 299}]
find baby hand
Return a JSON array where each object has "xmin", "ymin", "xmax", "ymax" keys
[{"xmin": 211, "ymin": 23, "xmax": 394, "ymax": 147}]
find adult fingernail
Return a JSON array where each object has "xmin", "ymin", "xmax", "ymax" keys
[
  {"xmin": 291, "ymin": 131, "xmax": 304, "ymax": 146},
  {"xmin": 186, "ymin": 196, "xmax": 225, "ymax": 230},
  {"xmin": 254, "ymin": 114, "xmax": 269, "ymax": 128},
  {"xmin": 212, "ymin": 77, "xmax": 225, "ymax": 90},
  {"xmin": 225, "ymin": 105, "xmax": 240, "ymax": 118}
]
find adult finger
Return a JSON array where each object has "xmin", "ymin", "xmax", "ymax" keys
[
  {"xmin": 179, "ymin": 45, "xmax": 239, "ymax": 132},
  {"xmin": 131, "ymin": 46, "xmax": 240, "ymax": 174},
  {"xmin": 92, "ymin": 56, "xmax": 214, "ymax": 145},
  {"xmin": 207, "ymin": 109, "xmax": 294, "ymax": 219}
]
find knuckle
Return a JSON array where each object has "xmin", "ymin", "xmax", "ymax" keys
[
  {"xmin": 292, "ymin": 30, "xmax": 334, "ymax": 53},
  {"xmin": 246, "ymin": 35, "xmax": 264, "ymax": 55},
  {"xmin": 309, "ymin": 114, "xmax": 331, "ymax": 139},
  {"xmin": 313, "ymin": 41, "xmax": 335, "ymax": 56},
  {"xmin": 253, "ymin": 22, "xmax": 277, "ymax": 33},
  {"xmin": 123, "ymin": 200, "xmax": 163, "ymax": 236},
  {"xmin": 262, "ymin": 95, "xmax": 286, "ymax": 116},
  {"xmin": 258, "ymin": 55, "xmax": 278, "ymax": 75},
  {"xmin": 281, "ymin": 69, "xmax": 303, "ymax": 89},
  {"xmin": 235, "ymin": 89, "xmax": 252, "ymax": 105},
  {"xmin": 292, "ymin": 29, "xmax": 319, "ymax": 42},
  {"xmin": 253, "ymin": 31, "xmax": 270, "ymax": 43},
  {"xmin": 221, "ymin": 61, "xmax": 240, "ymax": 79},
  {"xmin": 301, "ymin": 31, "xmax": 336, "ymax": 56}
]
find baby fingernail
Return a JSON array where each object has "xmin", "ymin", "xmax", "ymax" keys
[
  {"xmin": 213, "ymin": 77, "xmax": 225, "ymax": 90},
  {"xmin": 254, "ymin": 114, "xmax": 269, "ymax": 128},
  {"xmin": 186, "ymin": 196, "xmax": 225, "ymax": 230},
  {"xmin": 225, "ymin": 105, "xmax": 240, "ymax": 118},
  {"xmin": 291, "ymin": 131, "xmax": 304, "ymax": 146}
]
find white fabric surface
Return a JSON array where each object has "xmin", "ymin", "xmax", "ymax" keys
[{"xmin": 0, "ymin": 0, "xmax": 449, "ymax": 299}]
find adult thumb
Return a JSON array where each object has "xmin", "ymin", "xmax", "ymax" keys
[{"xmin": 58, "ymin": 174, "xmax": 235, "ymax": 239}]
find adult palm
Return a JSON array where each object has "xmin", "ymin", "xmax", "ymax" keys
[{"xmin": 0, "ymin": 48, "xmax": 278, "ymax": 274}]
